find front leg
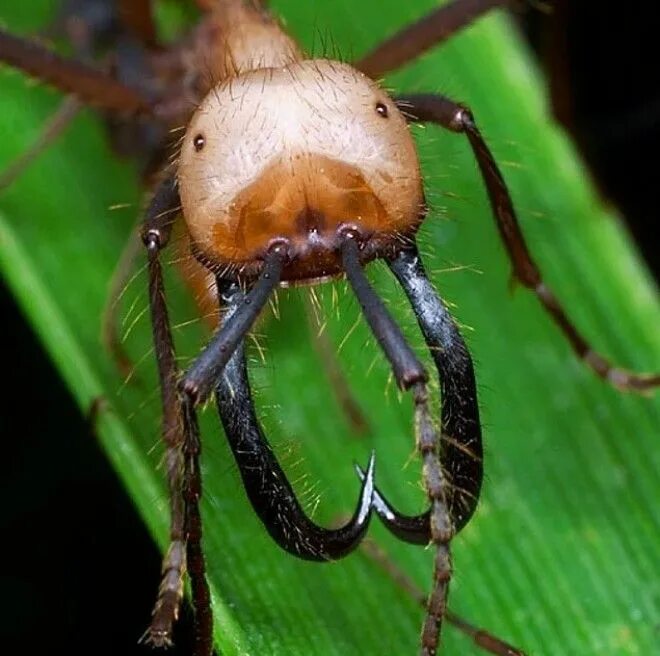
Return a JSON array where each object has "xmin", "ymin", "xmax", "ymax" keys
[
  {"xmin": 0, "ymin": 28, "xmax": 152, "ymax": 114},
  {"xmin": 396, "ymin": 93, "xmax": 659, "ymax": 392},
  {"xmin": 355, "ymin": 0, "xmax": 512, "ymax": 78},
  {"xmin": 140, "ymin": 176, "xmax": 212, "ymax": 655},
  {"xmin": 117, "ymin": 0, "xmax": 158, "ymax": 48},
  {"xmin": 340, "ymin": 236, "xmax": 454, "ymax": 656}
]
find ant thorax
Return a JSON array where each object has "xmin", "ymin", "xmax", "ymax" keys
[{"xmin": 178, "ymin": 59, "xmax": 424, "ymax": 282}]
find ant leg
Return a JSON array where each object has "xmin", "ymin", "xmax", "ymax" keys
[
  {"xmin": 181, "ymin": 396, "xmax": 213, "ymax": 656},
  {"xmin": 0, "ymin": 96, "xmax": 80, "ymax": 190},
  {"xmin": 384, "ymin": 245, "xmax": 482, "ymax": 538},
  {"xmin": 355, "ymin": 0, "xmax": 511, "ymax": 79},
  {"xmin": 212, "ymin": 279, "xmax": 376, "ymax": 560},
  {"xmin": 361, "ymin": 539, "xmax": 527, "ymax": 656},
  {"xmin": 142, "ymin": 179, "xmax": 186, "ymax": 647},
  {"xmin": 141, "ymin": 177, "xmax": 211, "ymax": 654},
  {"xmin": 118, "ymin": 0, "xmax": 158, "ymax": 48},
  {"xmin": 0, "ymin": 28, "xmax": 152, "ymax": 114},
  {"xmin": 179, "ymin": 245, "xmax": 287, "ymax": 406},
  {"xmin": 141, "ymin": 177, "xmax": 186, "ymax": 647},
  {"xmin": 340, "ymin": 234, "xmax": 452, "ymax": 656},
  {"xmin": 397, "ymin": 93, "xmax": 660, "ymax": 392},
  {"xmin": 0, "ymin": 1, "xmax": 126, "ymax": 191}
]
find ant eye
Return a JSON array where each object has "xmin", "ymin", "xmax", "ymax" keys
[
  {"xmin": 375, "ymin": 102, "xmax": 389, "ymax": 118},
  {"xmin": 193, "ymin": 134, "xmax": 205, "ymax": 151}
]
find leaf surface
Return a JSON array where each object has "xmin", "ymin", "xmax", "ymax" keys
[{"xmin": 0, "ymin": 1, "xmax": 658, "ymax": 654}]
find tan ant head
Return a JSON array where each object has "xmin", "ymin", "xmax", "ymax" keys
[{"xmin": 177, "ymin": 59, "xmax": 424, "ymax": 282}]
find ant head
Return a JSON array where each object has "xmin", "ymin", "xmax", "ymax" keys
[{"xmin": 178, "ymin": 59, "xmax": 425, "ymax": 282}]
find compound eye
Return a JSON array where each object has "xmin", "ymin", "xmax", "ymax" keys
[
  {"xmin": 375, "ymin": 102, "xmax": 389, "ymax": 118},
  {"xmin": 193, "ymin": 134, "xmax": 206, "ymax": 152}
]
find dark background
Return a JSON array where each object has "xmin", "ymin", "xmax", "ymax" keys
[{"xmin": 2, "ymin": 3, "xmax": 658, "ymax": 653}]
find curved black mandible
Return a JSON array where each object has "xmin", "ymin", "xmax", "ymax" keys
[
  {"xmin": 214, "ymin": 280, "xmax": 375, "ymax": 561},
  {"xmin": 358, "ymin": 245, "xmax": 483, "ymax": 543}
]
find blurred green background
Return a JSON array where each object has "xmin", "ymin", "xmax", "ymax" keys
[{"xmin": 1, "ymin": 1, "xmax": 659, "ymax": 654}]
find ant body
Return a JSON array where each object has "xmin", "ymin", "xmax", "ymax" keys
[{"xmin": 1, "ymin": 2, "xmax": 658, "ymax": 655}]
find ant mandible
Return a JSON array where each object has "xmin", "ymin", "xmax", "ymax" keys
[{"xmin": 1, "ymin": 1, "xmax": 658, "ymax": 656}]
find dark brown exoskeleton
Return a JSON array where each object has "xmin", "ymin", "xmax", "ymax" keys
[{"xmin": 2, "ymin": 2, "xmax": 658, "ymax": 656}]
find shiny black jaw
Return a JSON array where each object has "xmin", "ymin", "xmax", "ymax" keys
[
  {"xmin": 214, "ymin": 282, "xmax": 377, "ymax": 562},
  {"xmin": 212, "ymin": 242, "xmax": 482, "ymax": 562},
  {"xmin": 355, "ymin": 463, "xmax": 431, "ymax": 545}
]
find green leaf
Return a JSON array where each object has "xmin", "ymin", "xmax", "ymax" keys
[{"xmin": 1, "ymin": 1, "xmax": 658, "ymax": 655}]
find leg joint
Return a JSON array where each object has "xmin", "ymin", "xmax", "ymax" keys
[{"xmin": 142, "ymin": 228, "xmax": 164, "ymax": 250}]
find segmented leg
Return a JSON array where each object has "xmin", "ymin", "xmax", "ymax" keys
[
  {"xmin": 140, "ymin": 177, "xmax": 211, "ymax": 654},
  {"xmin": 181, "ymin": 396, "xmax": 213, "ymax": 656},
  {"xmin": 0, "ymin": 1, "xmax": 157, "ymax": 191},
  {"xmin": 118, "ymin": 0, "xmax": 158, "ymax": 47},
  {"xmin": 0, "ymin": 28, "xmax": 152, "ymax": 114},
  {"xmin": 340, "ymin": 235, "xmax": 452, "ymax": 656},
  {"xmin": 388, "ymin": 247, "xmax": 482, "ymax": 533},
  {"xmin": 354, "ymin": 244, "xmax": 483, "ymax": 550},
  {"xmin": 355, "ymin": 0, "xmax": 511, "ymax": 79},
  {"xmin": 180, "ymin": 245, "xmax": 287, "ymax": 406},
  {"xmin": 141, "ymin": 178, "xmax": 187, "ymax": 646},
  {"xmin": 361, "ymin": 539, "xmax": 527, "ymax": 656},
  {"xmin": 397, "ymin": 93, "xmax": 660, "ymax": 392}
]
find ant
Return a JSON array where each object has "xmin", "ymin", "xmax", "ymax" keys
[{"xmin": 1, "ymin": 1, "xmax": 658, "ymax": 655}]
